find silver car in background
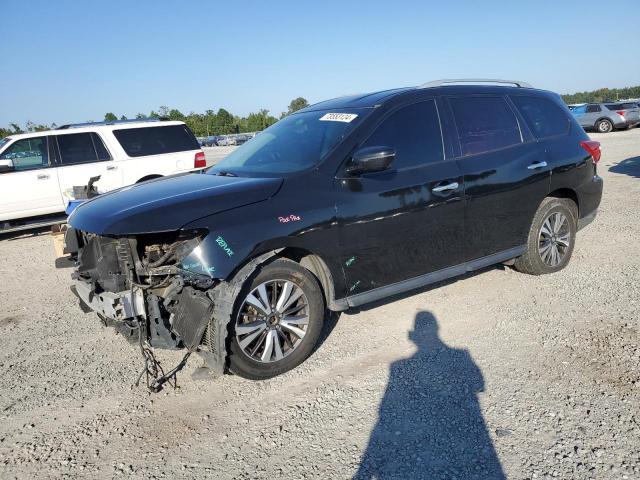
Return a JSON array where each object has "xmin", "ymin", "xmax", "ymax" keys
[{"xmin": 571, "ymin": 102, "xmax": 640, "ymax": 133}]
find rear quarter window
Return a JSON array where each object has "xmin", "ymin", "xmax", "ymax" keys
[
  {"xmin": 113, "ymin": 124, "xmax": 200, "ymax": 157},
  {"xmin": 511, "ymin": 95, "xmax": 570, "ymax": 139}
]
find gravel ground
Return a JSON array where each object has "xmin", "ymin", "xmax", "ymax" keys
[{"xmin": 0, "ymin": 129, "xmax": 638, "ymax": 479}]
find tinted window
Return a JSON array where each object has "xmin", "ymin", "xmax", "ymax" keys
[
  {"xmin": 0, "ymin": 137, "xmax": 49, "ymax": 170},
  {"xmin": 586, "ymin": 105, "xmax": 601, "ymax": 113},
  {"xmin": 608, "ymin": 103, "xmax": 638, "ymax": 110},
  {"xmin": 91, "ymin": 133, "xmax": 111, "ymax": 160},
  {"xmin": 113, "ymin": 124, "xmax": 199, "ymax": 157},
  {"xmin": 361, "ymin": 100, "xmax": 443, "ymax": 169},
  {"xmin": 57, "ymin": 133, "xmax": 100, "ymax": 165},
  {"xmin": 450, "ymin": 96, "xmax": 521, "ymax": 155},
  {"xmin": 511, "ymin": 96, "xmax": 570, "ymax": 138}
]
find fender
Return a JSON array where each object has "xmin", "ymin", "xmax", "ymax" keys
[{"xmin": 180, "ymin": 178, "xmax": 349, "ymax": 302}]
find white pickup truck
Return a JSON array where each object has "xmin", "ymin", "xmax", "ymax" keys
[{"xmin": 0, "ymin": 119, "xmax": 211, "ymax": 233}]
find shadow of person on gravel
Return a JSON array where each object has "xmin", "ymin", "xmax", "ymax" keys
[
  {"xmin": 609, "ymin": 156, "xmax": 640, "ymax": 178},
  {"xmin": 355, "ymin": 311, "xmax": 505, "ymax": 480}
]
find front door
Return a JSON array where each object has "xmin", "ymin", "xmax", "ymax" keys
[
  {"xmin": 335, "ymin": 100, "xmax": 465, "ymax": 297},
  {"xmin": 0, "ymin": 136, "xmax": 64, "ymax": 220}
]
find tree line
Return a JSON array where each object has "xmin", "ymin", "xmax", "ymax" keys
[
  {"xmin": 0, "ymin": 97, "xmax": 310, "ymax": 139},
  {"xmin": 561, "ymin": 86, "xmax": 640, "ymax": 104}
]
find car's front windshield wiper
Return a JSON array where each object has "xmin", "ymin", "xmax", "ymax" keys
[{"xmin": 214, "ymin": 170, "xmax": 238, "ymax": 177}]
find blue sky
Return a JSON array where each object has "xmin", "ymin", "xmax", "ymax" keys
[{"xmin": 1, "ymin": 0, "xmax": 639, "ymax": 127}]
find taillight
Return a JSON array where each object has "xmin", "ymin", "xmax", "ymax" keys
[
  {"xmin": 580, "ymin": 140, "xmax": 601, "ymax": 164},
  {"xmin": 616, "ymin": 110, "xmax": 625, "ymax": 117},
  {"xmin": 194, "ymin": 151, "xmax": 206, "ymax": 168}
]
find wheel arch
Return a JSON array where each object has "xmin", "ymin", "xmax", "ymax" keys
[
  {"xmin": 136, "ymin": 174, "xmax": 163, "ymax": 183},
  {"xmin": 594, "ymin": 117, "xmax": 613, "ymax": 129},
  {"xmin": 548, "ymin": 188, "xmax": 579, "ymax": 217},
  {"xmin": 227, "ymin": 247, "xmax": 342, "ymax": 311}
]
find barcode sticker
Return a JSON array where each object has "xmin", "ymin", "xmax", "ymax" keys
[{"xmin": 319, "ymin": 113, "xmax": 358, "ymax": 123}]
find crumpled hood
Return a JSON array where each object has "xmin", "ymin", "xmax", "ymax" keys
[{"xmin": 69, "ymin": 173, "xmax": 283, "ymax": 235}]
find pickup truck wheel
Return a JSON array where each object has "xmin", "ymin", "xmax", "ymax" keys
[
  {"xmin": 227, "ymin": 258, "xmax": 324, "ymax": 380},
  {"xmin": 514, "ymin": 197, "xmax": 577, "ymax": 275},
  {"xmin": 596, "ymin": 119, "xmax": 613, "ymax": 133}
]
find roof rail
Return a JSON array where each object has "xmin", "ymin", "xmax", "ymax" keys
[
  {"xmin": 56, "ymin": 117, "xmax": 163, "ymax": 130},
  {"xmin": 419, "ymin": 78, "xmax": 533, "ymax": 89}
]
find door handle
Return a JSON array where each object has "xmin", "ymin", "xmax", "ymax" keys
[
  {"xmin": 432, "ymin": 182, "xmax": 459, "ymax": 193},
  {"xmin": 37, "ymin": 173, "xmax": 49, "ymax": 180},
  {"xmin": 527, "ymin": 161, "xmax": 548, "ymax": 170},
  {"xmin": 106, "ymin": 165, "xmax": 118, "ymax": 171}
]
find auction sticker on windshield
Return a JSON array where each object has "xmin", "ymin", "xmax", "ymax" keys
[{"xmin": 319, "ymin": 113, "xmax": 358, "ymax": 123}]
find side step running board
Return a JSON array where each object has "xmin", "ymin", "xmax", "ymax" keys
[{"xmin": 0, "ymin": 217, "xmax": 67, "ymax": 235}]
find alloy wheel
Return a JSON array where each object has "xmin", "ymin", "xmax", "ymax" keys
[
  {"xmin": 598, "ymin": 120, "xmax": 611, "ymax": 133},
  {"xmin": 235, "ymin": 280, "xmax": 310, "ymax": 363},
  {"xmin": 538, "ymin": 211, "xmax": 571, "ymax": 267}
]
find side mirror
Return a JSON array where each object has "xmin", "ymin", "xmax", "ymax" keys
[
  {"xmin": 0, "ymin": 158, "xmax": 15, "ymax": 173},
  {"xmin": 346, "ymin": 146, "xmax": 395, "ymax": 176}
]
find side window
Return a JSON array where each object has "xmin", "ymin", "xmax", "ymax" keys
[
  {"xmin": 586, "ymin": 105, "xmax": 601, "ymax": 113},
  {"xmin": 450, "ymin": 96, "xmax": 522, "ymax": 156},
  {"xmin": 572, "ymin": 105, "xmax": 587, "ymax": 114},
  {"xmin": 0, "ymin": 137, "xmax": 49, "ymax": 171},
  {"xmin": 57, "ymin": 133, "xmax": 100, "ymax": 165},
  {"xmin": 113, "ymin": 125, "xmax": 200, "ymax": 157},
  {"xmin": 91, "ymin": 133, "xmax": 111, "ymax": 161},
  {"xmin": 511, "ymin": 96, "xmax": 570, "ymax": 139},
  {"xmin": 361, "ymin": 100, "xmax": 444, "ymax": 169}
]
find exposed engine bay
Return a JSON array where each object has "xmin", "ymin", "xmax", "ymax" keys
[{"xmin": 65, "ymin": 228, "xmax": 220, "ymax": 391}]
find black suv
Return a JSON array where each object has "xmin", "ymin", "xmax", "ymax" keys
[{"xmin": 64, "ymin": 79, "xmax": 603, "ymax": 382}]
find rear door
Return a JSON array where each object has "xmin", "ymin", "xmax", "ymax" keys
[
  {"xmin": 448, "ymin": 95, "xmax": 550, "ymax": 260},
  {"xmin": 54, "ymin": 132, "xmax": 123, "ymax": 197},
  {"xmin": 0, "ymin": 136, "xmax": 64, "ymax": 220},
  {"xmin": 584, "ymin": 104, "xmax": 602, "ymax": 127},
  {"xmin": 111, "ymin": 124, "xmax": 203, "ymax": 184}
]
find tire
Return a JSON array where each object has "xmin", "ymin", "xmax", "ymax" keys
[
  {"xmin": 136, "ymin": 175, "xmax": 162, "ymax": 184},
  {"xmin": 596, "ymin": 119, "xmax": 613, "ymax": 133},
  {"xmin": 514, "ymin": 197, "xmax": 577, "ymax": 276},
  {"xmin": 227, "ymin": 258, "xmax": 325, "ymax": 380}
]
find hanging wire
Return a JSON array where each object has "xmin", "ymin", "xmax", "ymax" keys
[{"xmin": 128, "ymin": 265, "xmax": 191, "ymax": 393}]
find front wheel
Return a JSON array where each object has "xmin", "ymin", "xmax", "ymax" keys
[
  {"xmin": 514, "ymin": 197, "xmax": 577, "ymax": 275},
  {"xmin": 227, "ymin": 258, "xmax": 325, "ymax": 380}
]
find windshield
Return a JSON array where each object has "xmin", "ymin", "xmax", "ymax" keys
[
  {"xmin": 209, "ymin": 109, "xmax": 366, "ymax": 176},
  {"xmin": 0, "ymin": 137, "xmax": 12, "ymax": 151}
]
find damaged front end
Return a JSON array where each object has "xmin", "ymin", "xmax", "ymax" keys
[{"xmin": 65, "ymin": 227, "xmax": 223, "ymax": 391}]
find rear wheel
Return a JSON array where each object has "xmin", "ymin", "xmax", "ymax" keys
[
  {"xmin": 136, "ymin": 175, "xmax": 162, "ymax": 183},
  {"xmin": 514, "ymin": 197, "xmax": 577, "ymax": 275},
  {"xmin": 596, "ymin": 119, "xmax": 613, "ymax": 133},
  {"xmin": 227, "ymin": 258, "xmax": 325, "ymax": 380}
]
